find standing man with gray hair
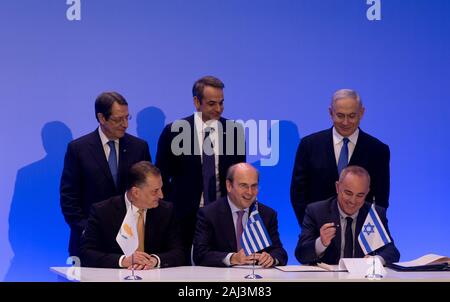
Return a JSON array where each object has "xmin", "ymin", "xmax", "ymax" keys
[{"xmin": 290, "ymin": 89, "xmax": 390, "ymax": 226}]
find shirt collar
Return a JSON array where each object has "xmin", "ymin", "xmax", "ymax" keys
[
  {"xmin": 332, "ymin": 127, "xmax": 359, "ymax": 146},
  {"xmin": 227, "ymin": 196, "xmax": 249, "ymax": 214},
  {"xmin": 194, "ymin": 112, "xmax": 218, "ymax": 132},
  {"xmin": 98, "ymin": 127, "xmax": 119, "ymax": 146},
  {"xmin": 124, "ymin": 193, "xmax": 145, "ymax": 216},
  {"xmin": 337, "ymin": 201, "xmax": 359, "ymax": 220}
]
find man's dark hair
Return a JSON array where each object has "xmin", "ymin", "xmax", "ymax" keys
[
  {"xmin": 127, "ymin": 161, "xmax": 161, "ymax": 190},
  {"xmin": 192, "ymin": 76, "xmax": 225, "ymax": 103},
  {"xmin": 95, "ymin": 91, "xmax": 128, "ymax": 122}
]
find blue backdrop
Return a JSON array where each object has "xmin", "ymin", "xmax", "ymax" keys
[{"xmin": 1, "ymin": 0, "xmax": 449, "ymax": 281}]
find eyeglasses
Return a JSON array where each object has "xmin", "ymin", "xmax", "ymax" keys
[{"xmin": 108, "ymin": 115, "xmax": 132, "ymax": 124}]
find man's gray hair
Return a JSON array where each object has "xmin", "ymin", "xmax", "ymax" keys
[
  {"xmin": 331, "ymin": 89, "xmax": 363, "ymax": 109},
  {"xmin": 339, "ymin": 165, "xmax": 371, "ymax": 187}
]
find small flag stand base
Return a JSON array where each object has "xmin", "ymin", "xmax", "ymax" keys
[
  {"xmin": 124, "ymin": 275, "xmax": 142, "ymax": 280},
  {"xmin": 123, "ymin": 255, "xmax": 142, "ymax": 280},
  {"xmin": 365, "ymin": 273, "xmax": 383, "ymax": 280},
  {"xmin": 244, "ymin": 272, "xmax": 262, "ymax": 279}
]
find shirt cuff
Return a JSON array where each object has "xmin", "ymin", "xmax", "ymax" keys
[
  {"xmin": 315, "ymin": 237, "xmax": 328, "ymax": 257},
  {"xmin": 119, "ymin": 255, "xmax": 126, "ymax": 268},
  {"xmin": 223, "ymin": 253, "xmax": 234, "ymax": 267},
  {"xmin": 151, "ymin": 254, "xmax": 161, "ymax": 268}
]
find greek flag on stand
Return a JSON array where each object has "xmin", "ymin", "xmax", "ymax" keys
[
  {"xmin": 358, "ymin": 204, "xmax": 392, "ymax": 254},
  {"xmin": 240, "ymin": 208, "xmax": 272, "ymax": 256}
]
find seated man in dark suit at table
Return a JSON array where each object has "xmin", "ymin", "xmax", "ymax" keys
[
  {"xmin": 79, "ymin": 161, "xmax": 185, "ymax": 269},
  {"xmin": 193, "ymin": 163, "xmax": 287, "ymax": 267},
  {"xmin": 295, "ymin": 165, "xmax": 399, "ymax": 265}
]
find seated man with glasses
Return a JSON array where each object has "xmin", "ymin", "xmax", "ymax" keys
[{"xmin": 60, "ymin": 91, "xmax": 151, "ymax": 258}]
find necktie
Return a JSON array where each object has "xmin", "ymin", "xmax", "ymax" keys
[
  {"xmin": 344, "ymin": 217, "xmax": 354, "ymax": 258},
  {"xmin": 202, "ymin": 127, "xmax": 217, "ymax": 204},
  {"xmin": 236, "ymin": 211, "xmax": 245, "ymax": 251},
  {"xmin": 107, "ymin": 140, "xmax": 118, "ymax": 186},
  {"xmin": 137, "ymin": 209, "xmax": 145, "ymax": 252},
  {"xmin": 337, "ymin": 137, "xmax": 350, "ymax": 176}
]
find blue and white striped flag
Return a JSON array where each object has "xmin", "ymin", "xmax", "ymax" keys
[
  {"xmin": 358, "ymin": 204, "xmax": 391, "ymax": 254},
  {"xmin": 240, "ymin": 209, "xmax": 272, "ymax": 256}
]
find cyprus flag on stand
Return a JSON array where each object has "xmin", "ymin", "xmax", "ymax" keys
[{"xmin": 116, "ymin": 207, "xmax": 138, "ymax": 256}]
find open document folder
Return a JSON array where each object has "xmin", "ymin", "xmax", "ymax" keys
[{"xmin": 387, "ymin": 254, "xmax": 450, "ymax": 271}]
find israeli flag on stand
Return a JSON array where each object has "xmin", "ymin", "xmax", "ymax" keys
[
  {"xmin": 240, "ymin": 207, "xmax": 272, "ymax": 256},
  {"xmin": 116, "ymin": 206, "xmax": 138, "ymax": 256},
  {"xmin": 358, "ymin": 204, "xmax": 392, "ymax": 254}
]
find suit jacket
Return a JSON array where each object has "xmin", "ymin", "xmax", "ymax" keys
[
  {"xmin": 60, "ymin": 129, "xmax": 151, "ymax": 256},
  {"xmin": 79, "ymin": 195, "xmax": 185, "ymax": 268},
  {"xmin": 290, "ymin": 127, "xmax": 390, "ymax": 225},
  {"xmin": 155, "ymin": 115, "xmax": 246, "ymax": 246},
  {"xmin": 295, "ymin": 197, "xmax": 400, "ymax": 265},
  {"xmin": 193, "ymin": 197, "xmax": 288, "ymax": 267}
]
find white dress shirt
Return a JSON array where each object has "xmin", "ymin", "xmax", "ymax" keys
[{"xmin": 332, "ymin": 127, "xmax": 359, "ymax": 166}]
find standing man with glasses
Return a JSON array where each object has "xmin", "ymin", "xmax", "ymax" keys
[
  {"xmin": 156, "ymin": 76, "xmax": 246, "ymax": 264},
  {"xmin": 60, "ymin": 91, "xmax": 151, "ymax": 257},
  {"xmin": 290, "ymin": 89, "xmax": 390, "ymax": 226}
]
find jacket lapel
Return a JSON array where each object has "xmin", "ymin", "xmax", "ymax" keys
[
  {"xmin": 326, "ymin": 128, "xmax": 339, "ymax": 178},
  {"xmin": 117, "ymin": 134, "xmax": 129, "ymax": 188},
  {"xmin": 88, "ymin": 129, "xmax": 116, "ymax": 185},
  {"xmin": 219, "ymin": 198, "xmax": 238, "ymax": 251}
]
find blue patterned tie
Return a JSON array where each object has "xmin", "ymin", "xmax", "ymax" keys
[
  {"xmin": 337, "ymin": 137, "xmax": 349, "ymax": 176},
  {"xmin": 202, "ymin": 127, "xmax": 217, "ymax": 204},
  {"xmin": 107, "ymin": 140, "xmax": 118, "ymax": 186}
]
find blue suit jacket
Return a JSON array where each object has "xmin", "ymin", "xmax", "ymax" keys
[
  {"xmin": 290, "ymin": 128, "xmax": 390, "ymax": 225},
  {"xmin": 193, "ymin": 197, "xmax": 288, "ymax": 267},
  {"xmin": 295, "ymin": 197, "xmax": 400, "ymax": 265},
  {"xmin": 60, "ymin": 129, "xmax": 151, "ymax": 256}
]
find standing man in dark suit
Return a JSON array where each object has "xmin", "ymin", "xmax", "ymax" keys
[
  {"xmin": 295, "ymin": 166, "xmax": 399, "ymax": 265},
  {"xmin": 79, "ymin": 161, "xmax": 185, "ymax": 269},
  {"xmin": 193, "ymin": 163, "xmax": 287, "ymax": 267},
  {"xmin": 290, "ymin": 89, "xmax": 390, "ymax": 225},
  {"xmin": 156, "ymin": 76, "xmax": 246, "ymax": 261},
  {"xmin": 60, "ymin": 92, "xmax": 151, "ymax": 257}
]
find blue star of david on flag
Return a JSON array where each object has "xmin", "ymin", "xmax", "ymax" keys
[
  {"xmin": 358, "ymin": 204, "xmax": 392, "ymax": 254},
  {"xmin": 363, "ymin": 222, "xmax": 375, "ymax": 236}
]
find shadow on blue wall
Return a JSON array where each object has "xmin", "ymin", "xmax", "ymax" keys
[
  {"xmin": 6, "ymin": 121, "xmax": 73, "ymax": 281},
  {"xmin": 136, "ymin": 106, "xmax": 166, "ymax": 161},
  {"xmin": 252, "ymin": 120, "xmax": 301, "ymax": 264}
]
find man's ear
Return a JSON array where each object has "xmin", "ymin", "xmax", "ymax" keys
[
  {"xmin": 194, "ymin": 96, "xmax": 201, "ymax": 110},
  {"xmin": 97, "ymin": 113, "xmax": 106, "ymax": 124},
  {"xmin": 226, "ymin": 179, "xmax": 232, "ymax": 193}
]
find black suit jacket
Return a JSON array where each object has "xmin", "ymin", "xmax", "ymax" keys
[
  {"xmin": 155, "ymin": 115, "xmax": 246, "ymax": 246},
  {"xmin": 60, "ymin": 129, "xmax": 151, "ymax": 255},
  {"xmin": 290, "ymin": 128, "xmax": 390, "ymax": 225},
  {"xmin": 79, "ymin": 195, "xmax": 185, "ymax": 268},
  {"xmin": 193, "ymin": 197, "xmax": 288, "ymax": 267},
  {"xmin": 295, "ymin": 197, "xmax": 400, "ymax": 265}
]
